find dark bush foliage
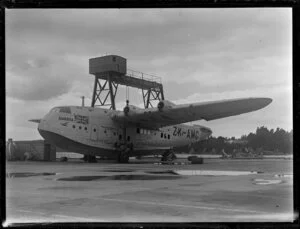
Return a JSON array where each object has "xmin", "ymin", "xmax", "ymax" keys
[{"xmin": 174, "ymin": 126, "xmax": 293, "ymax": 155}]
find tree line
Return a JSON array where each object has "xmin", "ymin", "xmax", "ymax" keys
[{"xmin": 175, "ymin": 126, "xmax": 293, "ymax": 155}]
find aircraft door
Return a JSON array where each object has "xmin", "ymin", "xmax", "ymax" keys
[
  {"xmin": 125, "ymin": 127, "xmax": 136, "ymax": 144},
  {"xmin": 90, "ymin": 124, "xmax": 98, "ymax": 141}
]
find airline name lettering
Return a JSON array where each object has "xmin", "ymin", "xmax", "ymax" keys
[
  {"xmin": 58, "ymin": 114, "xmax": 89, "ymax": 124},
  {"xmin": 59, "ymin": 116, "xmax": 74, "ymax": 121}
]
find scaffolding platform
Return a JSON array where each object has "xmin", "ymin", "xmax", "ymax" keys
[
  {"xmin": 89, "ymin": 55, "xmax": 164, "ymax": 109},
  {"xmin": 94, "ymin": 69, "xmax": 162, "ymax": 91}
]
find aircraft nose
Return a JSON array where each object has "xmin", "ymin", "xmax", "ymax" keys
[
  {"xmin": 37, "ymin": 118, "xmax": 46, "ymax": 132},
  {"xmin": 38, "ymin": 116, "xmax": 51, "ymax": 141},
  {"xmin": 37, "ymin": 112, "xmax": 51, "ymax": 132}
]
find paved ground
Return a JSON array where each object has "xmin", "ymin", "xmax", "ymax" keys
[{"xmin": 5, "ymin": 158, "xmax": 294, "ymax": 224}]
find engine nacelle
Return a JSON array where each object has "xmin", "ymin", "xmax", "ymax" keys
[
  {"xmin": 157, "ymin": 100, "xmax": 176, "ymax": 111},
  {"xmin": 123, "ymin": 106, "xmax": 130, "ymax": 115},
  {"xmin": 123, "ymin": 104, "xmax": 142, "ymax": 116}
]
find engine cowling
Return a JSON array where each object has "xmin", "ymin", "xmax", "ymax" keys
[
  {"xmin": 123, "ymin": 104, "xmax": 142, "ymax": 116},
  {"xmin": 157, "ymin": 100, "xmax": 176, "ymax": 111},
  {"xmin": 123, "ymin": 106, "xmax": 130, "ymax": 115}
]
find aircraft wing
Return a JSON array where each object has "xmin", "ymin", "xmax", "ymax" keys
[
  {"xmin": 29, "ymin": 119, "xmax": 41, "ymax": 123},
  {"xmin": 111, "ymin": 97, "xmax": 272, "ymax": 129}
]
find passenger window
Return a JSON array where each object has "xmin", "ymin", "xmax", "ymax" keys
[
  {"xmin": 168, "ymin": 135, "xmax": 170, "ymax": 139},
  {"xmin": 137, "ymin": 128, "xmax": 140, "ymax": 134},
  {"xmin": 84, "ymin": 127, "xmax": 87, "ymax": 130},
  {"xmin": 79, "ymin": 126, "xmax": 82, "ymax": 130},
  {"xmin": 164, "ymin": 134, "xmax": 166, "ymax": 139},
  {"xmin": 119, "ymin": 135, "xmax": 122, "ymax": 140},
  {"xmin": 93, "ymin": 128, "xmax": 96, "ymax": 132},
  {"xmin": 127, "ymin": 136, "xmax": 130, "ymax": 141},
  {"xmin": 73, "ymin": 125, "xmax": 75, "ymax": 128},
  {"xmin": 161, "ymin": 133, "xmax": 163, "ymax": 138}
]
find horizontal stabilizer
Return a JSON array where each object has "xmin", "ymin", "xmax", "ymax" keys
[{"xmin": 29, "ymin": 119, "xmax": 41, "ymax": 123}]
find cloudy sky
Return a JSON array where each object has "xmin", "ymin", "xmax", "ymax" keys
[{"xmin": 6, "ymin": 8, "xmax": 292, "ymax": 140}]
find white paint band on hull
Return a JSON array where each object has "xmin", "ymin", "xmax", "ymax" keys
[{"xmin": 173, "ymin": 170, "xmax": 259, "ymax": 176}]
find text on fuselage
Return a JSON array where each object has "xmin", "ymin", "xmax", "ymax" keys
[
  {"xmin": 58, "ymin": 114, "xmax": 89, "ymax": 124},
  {"xmin": 173, "ymin": 126, "xmax": 200, "ymax": 140}
]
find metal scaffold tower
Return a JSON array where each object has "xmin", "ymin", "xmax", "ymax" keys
[{"xmin": 89, "ymin": 55, "xmax": 164, "ymax": 110}]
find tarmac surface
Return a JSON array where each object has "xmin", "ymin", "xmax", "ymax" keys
[{"xmin": 5, "ymin": 158, "xmax": 294, "ymax": 224}]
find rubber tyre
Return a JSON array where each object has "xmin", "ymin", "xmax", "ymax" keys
[
  {"xmin": 87, "ymin": 155, "xmax": 97, "ymax": 163},
  {"xmin": 191, "ymin": 157, "xmax": 203, "ymax": 164},
  {"xmin": 118, "ymin": 152, "xmax": 129, "ymax": 163},
  {"xmin": 161, "ymin": 150, "xmax": 175, "ymax": 162}
]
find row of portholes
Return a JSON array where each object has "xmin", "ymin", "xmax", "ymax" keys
[
  {"xmin": 137, "ymin": 128, "xmax": 152, "ymax": 135},
  {"xmin": 72, "ymin": 125, "xmax": 91, "ymax": 131},
  {"xmin": 72, "ymin": 124, "xmax": 170, "ymax": 139},
  {"xmin": 137, "ymin": 128, "xmax": 170, "ymax": 139},
  {"xmin": 104, "ymin": 130, "xmax": 117, "ymax": 136}
]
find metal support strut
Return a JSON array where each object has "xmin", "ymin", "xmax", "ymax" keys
[
  {"xmin": 142, "ymin": 85, "xmax": 164, "ymax": 108},
  {"xmin": 91, "ymin": 73, "xmax": 119, "ymax": 110}
]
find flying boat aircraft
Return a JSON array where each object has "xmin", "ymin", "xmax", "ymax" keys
[{"xmin": 30, "ymin": 97, "xmax": 272, "ymax": 163}]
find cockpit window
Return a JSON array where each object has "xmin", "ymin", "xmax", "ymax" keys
[
  {"xmin": 58, "ymin": 107, "xmax": 71, "ymax": 114},
  {"xmin": 50, "ymin": 108, "xmax": 59, "ymax": 113}
]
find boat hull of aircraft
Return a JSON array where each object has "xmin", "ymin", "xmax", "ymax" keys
[{"xmin": 38, "ymin": 128, "xmax": 171, "ymax": 159}]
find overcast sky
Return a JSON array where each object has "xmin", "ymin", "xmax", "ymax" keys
[{"xmin": 6, "ymin": 8, "xmax": 292, "ymax": 140}]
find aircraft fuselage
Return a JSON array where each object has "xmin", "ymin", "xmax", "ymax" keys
[{"xmin": 38, "ymin": 106, "xmax": 212, "ymax": 159}]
